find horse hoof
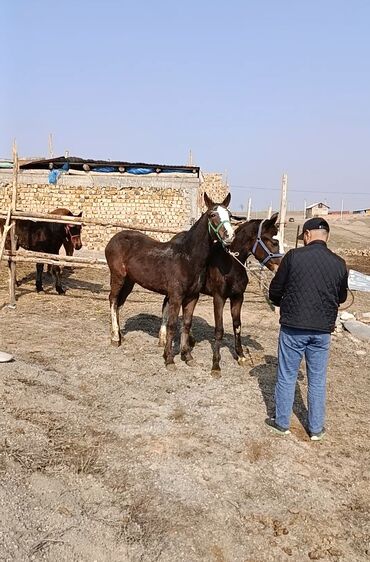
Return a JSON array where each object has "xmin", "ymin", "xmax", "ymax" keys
[
  {"xmin": 186, "ymin": 359, "xmax": 197, "ymax": 367},
  {"xmin": 111, "ymin": 339, "xmax": 121, "ymax": 347},
  {"xmin": 36, "ymin": 287, "xmax": 44, "ymax": 293},
  {"xmin": 211, "ymin": 369, "xmax": 221, "ymax": 379},
  {"xmin": 238, "ymin": 356, "xmax": 248, "ymax": 367},
  {"xmin": 166, "ymin": 363, "xmax": 177, "ymax": 372},
  {"xmin": 56, "ymin": 287, "xmax": 66, "ymax": 295}
]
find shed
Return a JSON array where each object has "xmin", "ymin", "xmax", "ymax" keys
[
  {"xmin": 353, "ymin": 208, "xmax": 370, "ymax": 215},
  {"xmin": 305, "ymin": 202, "xmax": 330, "ymax": 219}
]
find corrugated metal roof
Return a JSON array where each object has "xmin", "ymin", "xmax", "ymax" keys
[{"xmin": 306, "ymin": 202, "xmax": 330, "ymax": 209}]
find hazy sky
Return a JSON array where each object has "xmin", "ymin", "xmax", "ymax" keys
[{"xmin": 2, "ymin": 0, "xmax": 370, "ymax": 211}]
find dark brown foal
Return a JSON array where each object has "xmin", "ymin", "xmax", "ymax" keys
[{"xmin": 105, "ymin": 193, "xmax": 235, "ymax": 368}]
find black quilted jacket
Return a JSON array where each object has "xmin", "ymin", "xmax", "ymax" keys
[{"xmin": 269, "ymin": 241, "xmax": 348, "ymax": 333}]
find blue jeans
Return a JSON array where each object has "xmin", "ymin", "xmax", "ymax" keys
[{"xmin": 275, "ymin": 326, "xmax": 331, "ymax": 434}]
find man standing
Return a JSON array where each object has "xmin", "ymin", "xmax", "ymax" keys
[{"xmin": 267, "ymin": 217, "xmax": 348, "ymax": 441}]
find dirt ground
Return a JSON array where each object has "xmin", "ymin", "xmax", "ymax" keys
[{"xmin": 0, "ymin": 234, "xmax": 369, "ymax": 561}]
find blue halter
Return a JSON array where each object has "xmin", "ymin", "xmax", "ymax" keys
[{"xmin": 251, "ymin": 219, "xmax": 284, "ymax": 267}]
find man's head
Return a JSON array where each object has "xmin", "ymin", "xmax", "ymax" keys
[{"xmin": 298, "ymin": 217, "xmax": 330, "ymax": 246}]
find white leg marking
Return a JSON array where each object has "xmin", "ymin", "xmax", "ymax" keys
[
  {"xmin": 159, "ymin": 325, "xmax": 167, "ymax": 346},
  {"xmin": 110, "ymin": 301, "xmax": 120, "ymax": 341}
]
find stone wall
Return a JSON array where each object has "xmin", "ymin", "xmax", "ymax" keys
[
  {"xmin": 199, "ymin": 173, "xmax": 229, "ymax": 211},
  {"xmin": 0, "ymin": 169, "xmax": 207, "ymax": 250}
]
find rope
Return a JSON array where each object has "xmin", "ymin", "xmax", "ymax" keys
[
  {"xmin": 226, "ymin": 250, "xmax": 272, "ymax": 293},
  {"xmin": 339, "ymin": 289, "xmax": 355, "ymax": 311}
]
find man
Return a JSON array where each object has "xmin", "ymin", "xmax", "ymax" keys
[{"xmin": 267, "ymin": 217, "xmax": 348, "ymax": 441}]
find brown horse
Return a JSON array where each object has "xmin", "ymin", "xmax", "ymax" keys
[
  {"xmin": 0, "ymin": 208, "xmax": 83, "ymax": 294},
  {"xmin": 105, "ymin": 193, "xmax": 235, "ymax": 368},
  {"xmin": 160, "ymin": 214, "xmax": 282, "ymax": 373}
]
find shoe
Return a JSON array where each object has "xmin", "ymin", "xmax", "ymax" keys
[
  {"xmin": 265, "ymin": 418, "xmax": 291, "ymax": 435},
  {"xmin": 310, "ymin": 428, "xmax": 326, "ymax": 441}
]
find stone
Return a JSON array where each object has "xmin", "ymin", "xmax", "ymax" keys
[
  {"xmin": 340, "ymin": 311, "xmax": 355, "ymax": 322},
  {"xmin": 343, "ymin": 320, "xmax": 370, "ymax": 342},
  {"xmin": 0, "ymin": 351, "xmax": 13, "ymax": 362}
]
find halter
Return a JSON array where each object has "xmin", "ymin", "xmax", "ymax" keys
[
  {"xmin": 65, "ymin": 224, "xmax": 81, "ymax": 247},
  {"xmin": 208, "ymin": 218, "xmax": 233, "ymax": 246},
  {"xmin": 250, "ymin": 219, "xmax": 284, "ymax": 267}
]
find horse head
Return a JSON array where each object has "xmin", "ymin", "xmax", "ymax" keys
[
  {"xmin": 251, "ymin": 213, "xmax": 283, "ymax": 272},
  {"xmin": 204, "ymin": 192, "xmax": 235, "ymax": 247},
  {"xmin": 65, "ymin": 211, "xmax": 83, "ymax": 250}
]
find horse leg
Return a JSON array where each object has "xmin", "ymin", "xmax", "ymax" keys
[
  {"xmin": 36, "ymin": 263, "xmax": 44, "ymax": 292},
  {"xmin": 109, "ymin": 272, "xmax": 134, "ymax": 347},
  {"xmin": 163, "ymin": 297, "xmax": 182, "ymax": 369},
  {"xmin": 159, "ymin": 296, "xmax": 196, "ymax": 349},
  {"xmin": 52, "ymin": 265, "xmax": 65, "ymax": 295},
  {"xmin": 230, "ymin": 295, "xmax": 247, "ymax": 366},
  {"xmin": 212, "ymin": 294, "xmax": 226, "ymax": 375},
  {"xmin": 158, "ymin": 296, "xmax": 169, "ymax": 347},
  {"xmin": 180, "ymin": 295, "xmax": 199, "ymax": 366}
]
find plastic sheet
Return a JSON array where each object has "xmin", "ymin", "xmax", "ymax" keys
[{"xmin": 348, "ymin": 269, "xmax": 370, "ymax": 292}]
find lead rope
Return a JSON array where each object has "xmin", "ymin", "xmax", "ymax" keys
[
  {"xmin": 338, "ymin": 289, "xmax": 355, "ymax": 311},
  {"xmin": 225, "ymin": 248, "xmax": 272, "ymax": 293}
]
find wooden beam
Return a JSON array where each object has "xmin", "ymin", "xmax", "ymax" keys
[
  {"xmin": 4, "ymin": 249, "xmax": 107, "ymax": 267},
  {"xmin": 0, "ymin": 210, "xmax": 182, "ymax": 235},
  {"xmin": 0, "ymin": 207, "xmax": 13, "ymax": 264}
]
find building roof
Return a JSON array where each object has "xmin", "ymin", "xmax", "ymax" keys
[
  {"xmin": 19, "ymin": 156, "xmax": 200, "ymax": 176},
  {"xmin": 306, "ymin": 202, "xmax": 330, "ymax": 209}
]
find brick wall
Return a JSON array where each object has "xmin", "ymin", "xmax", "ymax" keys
[
  {"xmin": 0, "ymin": 169, "xmax": 209, "ymax": 250},
  {"xmin": 199, "ymin": 173, "xmax": 229, "ymax": 211}
]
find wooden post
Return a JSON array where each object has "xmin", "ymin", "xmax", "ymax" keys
[
  {"xmin": 303, "ymin": 200, "xmax": 306, "ymax": 220},
  {"xmin": 267, "ymin": 204, "xmax": 272, "ymax": 219},
  {"xmin": 9, "ymin": 141, "xmax": 18, "ymax": 306},
  {"xmin": 278, "ymin": 173, "xmax": 288, "ymax": 254},
  {"xmin": 0, "ymin": 208, "xmax": 13, "ymax": 263},
  {"xmin": 48, "ymin": 133, "xmax": 54, "ymax": 158},
  {"xmin": 340, "ymin": 199, "xmax": 344, "ymax": 221},
  {"xmin": 295, "ymin": 225, "xmax": 300, "ymax": 248},
  {"xmin": 246, "ymin": 197, "xmax": 252, "ymax": 221}
]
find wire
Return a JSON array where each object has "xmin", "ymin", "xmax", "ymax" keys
[
  {"xmin": 230, "ymin": 185, "xmax": 369, "ymax": 196},
  {"xmin": 338, "ymin": 289, "xmax": 355, "ymax": 311}
]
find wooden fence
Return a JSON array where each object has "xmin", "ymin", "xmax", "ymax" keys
[{"xmin": 0, "ymin": 144, "xmax": 183, "ymax": 306}]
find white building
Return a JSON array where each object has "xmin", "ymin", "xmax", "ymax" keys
[{"xmin": 305, "ymin": 202, "xmax": 330, "ymax": 219}]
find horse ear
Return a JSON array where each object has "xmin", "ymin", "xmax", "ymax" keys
[
  {"xmin": 204, "ymin": 192, "xmax": 215, "ymax": 209},
  {"xmin": 221, "ymin": 193, "xmax": 231, "ymax": 208},
  {"xmin": 267, "ymin": 212, "xmax": 279, "ymax": 226}
]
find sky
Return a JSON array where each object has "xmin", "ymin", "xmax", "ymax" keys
[{"xmin": 2, "ymin": 0, "xmax": 370, "ymax": 212}]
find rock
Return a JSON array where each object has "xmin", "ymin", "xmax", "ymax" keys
[
  {"xmin": 343, "ymin": 320, "xmax": 370, "ymax": 342},
  {"xmin": 308, "ymin": 548, "xmax": 326, "ymax": 560},
  {"xmin": 340, "ymin": 311, "xmax": 355, "ymax": 322},
  {"xmin": 0, "ymin": 351, "xmax": 13, "ymax": 363},
  {"xmin": 355, "ymin": 312, "xmax": 370, "ymax": 324},
  {"xmin": 327, "ymin": 546, "xmax": 343, "ymax": 557}
]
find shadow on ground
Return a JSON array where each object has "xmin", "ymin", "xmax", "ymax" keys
[{"xmin": 250, "ymin": 354, "xmax": 308, "ymax": 429}]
